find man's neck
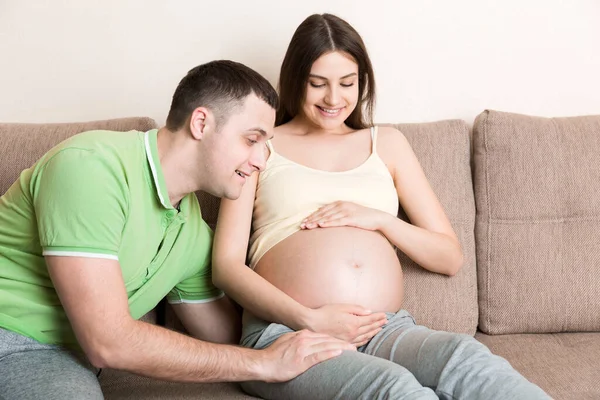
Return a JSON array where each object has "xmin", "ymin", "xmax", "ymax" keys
[{"xmin": 156, "ymin": 127, "xmax": 200, "ymax": 208}]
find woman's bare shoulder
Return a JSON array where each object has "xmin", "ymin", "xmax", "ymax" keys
[
  {"xmin": 376, "ymin": 125, "xmax": 411, "ymax": 156},
  {"xmin": 377, "ymin": 125, "xmax": 406, "ymax": 139}
]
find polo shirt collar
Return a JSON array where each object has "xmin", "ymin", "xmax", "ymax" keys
[{"xmin": 144, "ymin": 129, "xmax": 174, "ymax": 210}]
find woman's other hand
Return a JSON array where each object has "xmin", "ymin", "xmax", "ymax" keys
[
  {"xmin": 301, "ymin": 201, "xmax": 388, "ymax": 231},
  {"xmin": 305, "ymin": 304, "xmax": 388, "ymax": 347}
]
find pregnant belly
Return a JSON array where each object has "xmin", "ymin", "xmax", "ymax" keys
[{"xmin": 254, "ymin": 227, "xmax": 404, "ymax": 313}]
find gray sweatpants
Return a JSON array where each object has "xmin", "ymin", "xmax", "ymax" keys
[
  {"xmin": 0, "ymin": 328, "xmax": 103, "ymax": 400},
  {"xmin": 240, "ymin": 310, "xmax": 551, "ymax": 400}
]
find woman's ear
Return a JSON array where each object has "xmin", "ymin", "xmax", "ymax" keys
[{"xmin": 189, "ymin": 107, "xmax": 210, "ymax": 140}]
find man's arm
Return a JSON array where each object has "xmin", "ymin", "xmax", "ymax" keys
[
  {"xmin": 170, "ymin": 296, "xmax": 241, "ymax": 344},
  {"xmin": 46, "ymin": 255, "xmax": 353, "ymax": 383}
]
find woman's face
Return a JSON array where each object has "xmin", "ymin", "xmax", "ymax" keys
[{"xmin": 300, "ymin": 51, "xmax": 360, "ymax": 130}]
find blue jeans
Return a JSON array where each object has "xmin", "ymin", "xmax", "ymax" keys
[{"xmin": 240, "ymin": 310, "xmax": 551, "ymax": 400}]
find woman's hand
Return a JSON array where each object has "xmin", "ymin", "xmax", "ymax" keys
[
  {"xmin": 301, "ymin": 201, "xmax": 388, "ymax": 231},
  {"xmin": 305, "ymin": 304, "xmax": 388, "ymax": 347}
]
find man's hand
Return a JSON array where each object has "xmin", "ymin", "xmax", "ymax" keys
[
  {"xmin": 305, "ymin": 304, "xmax": 387, "ymax": 347},
  {"xmin": 259, "ymin": 330, "xmax": 356, "ymax": 382},
  {"xmin": 300, "ymin": 201, "xmax": 388, "ymax": 231}
]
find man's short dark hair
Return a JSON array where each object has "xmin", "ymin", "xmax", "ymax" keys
[{"xmin": 166, "ymin": 60, "xmax": 278, "ymax": 131}]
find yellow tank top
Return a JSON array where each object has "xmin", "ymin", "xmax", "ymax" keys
[{"xmin": 248, "ymin": 126, "xmax": 399, "ymax": 268}]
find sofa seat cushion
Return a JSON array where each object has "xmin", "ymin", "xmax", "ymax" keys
[
  {"xmin": 475, "ymin": 331, "xmax": 600, "ymax": 400},
  {"xmin": 99, "ymin": 369, "xmax": 259, "ymax": 399},
  {"xmin": 102, "ymin": 332, "xmax": 600, "ymax": 399}
]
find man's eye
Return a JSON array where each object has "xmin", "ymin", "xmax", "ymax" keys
[{"xmin": 309, "ymin": 82, "xmax": 326, "ymax": 88}]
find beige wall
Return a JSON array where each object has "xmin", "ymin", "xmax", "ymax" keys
[{"xmin": 1, "ymin": 0, "xmax": 598, "ymax": 125}]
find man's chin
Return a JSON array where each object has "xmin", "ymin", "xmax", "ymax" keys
[
  {"xmin": 222, "ymin": 187, "xmax": 243, "ymax": 200},
  {"xmin": 200, "ymin": 184, "xmax": 241, "ymax": 200}
]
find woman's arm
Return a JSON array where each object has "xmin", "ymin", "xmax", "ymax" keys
[
  {"xmin": 212, "ymin": 172, "xmax": 386, "ymax": 345},
  {"xmin": 302, "ymin": 203, "xmax": 462, "ymax": 276},
  {"xmin": 377, "ymin": 214, "xmax": 463, "ymax": 276},
  {"xmin": 380, "ymin": 127, "xmax": 463, "ymax": 275},
  {"xmin": 212, "ymin": 173, "xmax": 305, "ymax": 328}
]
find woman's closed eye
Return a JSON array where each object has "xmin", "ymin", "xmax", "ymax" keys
[{"xmin": 309, "ymin": 81, "xmax": 355, "ymax": 88}]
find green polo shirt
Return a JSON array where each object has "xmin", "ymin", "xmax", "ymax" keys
[{"xmin": 0, "ymin": 129, "xmax": 222, "ymax": 347}]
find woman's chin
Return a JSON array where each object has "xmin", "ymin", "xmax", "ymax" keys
[{"xmin": 312, "ymin": 114, "xmax": 347, "ymax": 128}]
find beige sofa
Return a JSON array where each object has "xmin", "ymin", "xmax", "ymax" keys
[{"xmin": 1, "ymin": 110, "xmax": 599, "ymax": 399}]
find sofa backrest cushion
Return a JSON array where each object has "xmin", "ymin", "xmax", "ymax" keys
[
  {"xmin": 0, "ymin": 117, "xmax": 157, "ymax": 195},
  {"xmin": 198, "ymin": 120, "xmax": 478, "ymax": 334},
  {"xmin": 473, "ymin": 110, "xmax": 600, "ymax": 334}
]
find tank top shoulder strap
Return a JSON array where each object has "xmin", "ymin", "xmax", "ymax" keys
[
  {"xmin": 370, "ymin": 126, "xmax": 378, "ymax": 154},
  {"xmin": 266, "ymin": 139, "xmax": 275, "ymax": 153}
]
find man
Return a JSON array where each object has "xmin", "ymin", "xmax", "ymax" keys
[{"xmin": 0, "ymin": 60, "xmax": 353, "ymax": 399}]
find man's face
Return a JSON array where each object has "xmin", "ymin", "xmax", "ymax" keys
[{"xmin": 203, "ymin": 94, "xmax": 275, "ymax": 200}]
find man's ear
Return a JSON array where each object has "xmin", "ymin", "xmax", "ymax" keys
[{"xmin": 189, "ymin": 107, "xmax": 210, "ymax": 140}]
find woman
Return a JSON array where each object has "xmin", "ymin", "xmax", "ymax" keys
[{"xmin": 213, "ymin": 13, "xmax": 549, "ymax": 399}]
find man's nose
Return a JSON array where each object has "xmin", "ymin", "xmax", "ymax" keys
[{"xmin": 251, "ymin": 144, "xmax": 267, "ymax": 172}]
